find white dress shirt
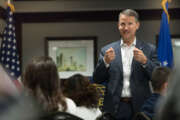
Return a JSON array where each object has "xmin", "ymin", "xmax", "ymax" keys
[{"xmin": 121, "ymin": 38, "xmax": 136, "ymax": 97}]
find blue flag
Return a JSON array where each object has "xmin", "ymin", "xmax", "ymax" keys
[
  {"xmin": 157, "ymin": 1, "xmax": 173, "ymax": 68},
  {"xmin": 0, "ymin": 3, "xmax": 21, "ymax": 88}
]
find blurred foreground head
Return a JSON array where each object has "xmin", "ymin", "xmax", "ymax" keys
[
  {"xmin": 0, "ymin": 64, "xmax": 19, "ymax": 95},
  {"xmin": 0, "ymin": 92, "xmax": 42, "ymax": 120},
  {"xmin": 0, "ymin": 64, "xmax": 42, "ymax": 120},
  {"xmin": 151, "ymin": 66, "xmax": 171, "ymax": 95},
  {"xmin": 23, "ymin": 56, "xmax": 66, "ymax": 112}
]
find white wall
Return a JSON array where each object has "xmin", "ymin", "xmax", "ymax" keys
[
  {"xmin": 22, "ymin": 22, "xmax": 119, "ymax": 68},
  {"xmin": 0, "ymin": 0, "xmax": 5, "ymax": 9}
]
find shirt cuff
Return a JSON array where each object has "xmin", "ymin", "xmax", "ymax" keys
[{"xmin": 141, "ymin": 61, "xmax": 148, "ymax": 68}]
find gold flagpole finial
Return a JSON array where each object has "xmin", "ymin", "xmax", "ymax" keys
[
  {"xmin": 6, "ymin": 0, "xmax": 15, "ymax": 12},
  {"xmin": 161, "ymin": 0, "xmax": 171, "ymax": 23}
]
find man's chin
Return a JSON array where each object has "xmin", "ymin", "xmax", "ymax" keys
[{"xmin": 122, "ymin": 36, "xmax": 130, "ymax": 41}]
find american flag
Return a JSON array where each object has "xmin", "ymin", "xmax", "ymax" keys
[{"xmin": 0, "ymin": 3, "xmax": 21, "ymax": 88}]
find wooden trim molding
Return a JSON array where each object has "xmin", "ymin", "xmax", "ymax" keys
[
  {"xmin": 0, "ymin": 7, "xmax": 6, "ymax": 20},
  {"xmin": 14, "ymin": 8, "xmax": 180, "ymax": 23},
  {"xmin": 0, "ymin": 7, "xmax": 5, "ymax": 43},
  {"xmin": 14, "ymin": 0, "xmax": 53, "ymax": 1}
]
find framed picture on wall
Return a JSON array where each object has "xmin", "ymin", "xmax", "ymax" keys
[
  {"xmin": 171, "ymin": 35, "xmax": 180, "ymax": 47},
  {"xmin": 156, "ymin": 35, "xmax": 180, "ymax": 47},
  {"xmin": 156, "ymin": 35, "xmax": 180, "ymax": 66},
  {"xmin": 45, "ymin": 36, "xmax": 97, "ymax": 79}
]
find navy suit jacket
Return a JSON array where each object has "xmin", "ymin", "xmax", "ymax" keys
[
  {"xmin": 141, "ymin": 93, "xmax": 161, "ymax": 119},
  {"xmin": 93, "ymin": 39, "xmax": 160, "ymax": 116}
]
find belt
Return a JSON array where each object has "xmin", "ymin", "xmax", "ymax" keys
[{"xmin": 120, "ymin": 97, "xmax": 132, "ymax": 103}]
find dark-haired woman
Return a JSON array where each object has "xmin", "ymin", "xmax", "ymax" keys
[
  {"xmin": 62, "ymin": 74, "xmax": 102, "ymax": 120},
  {"xmin": 22, "ymin": 56, "xmax": 76, "ymax": 115}
]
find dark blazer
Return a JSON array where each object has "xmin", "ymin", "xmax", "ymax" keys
[
  {"xmin": 141, "ymin": 93, "xmax": 161, "ymax": 119},
  {"xmin": 93, "ymin": 39, "xmax": 160, "ymax": 117}
]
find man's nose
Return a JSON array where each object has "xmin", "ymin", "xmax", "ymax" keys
[{"xmin": 124, "ymin": 25, "xmax": 129, "ymax": 30}]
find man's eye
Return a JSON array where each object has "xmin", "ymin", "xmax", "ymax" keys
[{"xmin": 121, "ymin": 23, "xmax": 125, "ymax": 26}]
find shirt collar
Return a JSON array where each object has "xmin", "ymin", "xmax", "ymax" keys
[{"xmin": 120, "ymin": 37, "xmax": 136, "ymax": 47}]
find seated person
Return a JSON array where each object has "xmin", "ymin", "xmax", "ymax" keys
[
  {"xmin": 0, "ymin": 64, "xmax": 42, "ymax": 120},
  {"xmin": 140, "ymin": 67, "xmax": 171, "ymax": 119},
  {"xmin": 62, "ymin": 74, "xmax": 102, "ymax": 120},
  {"xmin": 22, "ymin": 56, "xmax": 77, "ymax": 115},
  {"xmin": 155, "ymin": 65, "xmax": 180, "ymax": 120}
]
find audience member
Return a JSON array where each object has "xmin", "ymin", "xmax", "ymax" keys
[
  {"xmin": 0, "ymin": 64, "xmax": 42, "ymax": 120},
  {"xmin": 155, "ymin": 67, "xmax": 180, "ymax": 120},
  {"xmin": 140, "ymin": 67, "xmax": 171, "ymax": 119},
  {"xmin": 62, "ymin": 74, "xmax": 102, "ymax": 120},
  {"xmin": 0, "ymin": 92, "xmax": 42, "ymax": 120},
  {"xmin": 22, "ymin": 56, "xmax": 77, "ymax": 115}
]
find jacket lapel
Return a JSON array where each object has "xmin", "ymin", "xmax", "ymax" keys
[
  {"xmin": 114, "ymin": 40, "xmax": 123, "ymax": 75},
  {"xmin": 131, "ymin": 40, "xmax": 144, "ymax": 74}
]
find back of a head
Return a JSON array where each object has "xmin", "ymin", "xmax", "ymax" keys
[
  {"xmin": 62, "ymin": 74, "xmax": 99, "ymax": 108},
  {"xmin": 23, "ymin": 56, "xmax": 60, "ymax": 93},
  {"xmin": 151, "ymin": 67, "xmax": 171, "ymax": 92},
  {"xmin": 23, "ymin": 56, "xmax": 66, "ymax": 112}
]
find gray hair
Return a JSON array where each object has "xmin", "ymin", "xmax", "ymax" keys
[{"xmin": 119, "ymin": 9, "xmax": 139, "ymax": 22}]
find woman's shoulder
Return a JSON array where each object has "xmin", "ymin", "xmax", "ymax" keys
[
  {"xmin": 65, "ymin": 97, "xmax": 76, "ymax": 107},
  {"xmin": 76, "ymin": 106, "xmax": 101, "ymax": 114},
  {"xmin": 76, "ymin": 106, "xmax": 102, "ymax": 120},
  {"xmin": 64, "ymin": 97, "xmax": 77, "ymax": 114}
]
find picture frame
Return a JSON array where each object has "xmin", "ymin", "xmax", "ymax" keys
[
  {"xmin": 171, "ymin": 35, "xmax": 180, "ymax": 47},
  {"xmin": 156, "ymin": 34, "xmax": 180, "ymax": 66},
  {"xmin": 45, "ymin": 36, "xmax": 97, "ymax": 79},
  {"xmin": 156, "ymin": 35, "xmax": 180, "ymax": 47}
]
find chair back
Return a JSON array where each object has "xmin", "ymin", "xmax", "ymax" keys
[
  {"xmin": 133, "ymin": 112, "xmax": 151, "ymax": 120},
  {"xmin": 96, "ymin": 112, "xmax": 115, "ymax": 120},
  {"xmin": 41, "ymin": 111, "xmax": 83, "ymax": 120}
]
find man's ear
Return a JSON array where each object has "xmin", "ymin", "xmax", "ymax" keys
[
  {"xmin": 136, "ymin": 22, "xmax": 140, "ymax": 30},
  {"xmin": 163, "ymin": 82, "xmax": 168, "ymax": 90}
]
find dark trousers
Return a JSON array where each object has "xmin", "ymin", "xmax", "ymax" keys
[{"xmin": 115, "ymin": 101, "xmax": 134, "ymax": 120}]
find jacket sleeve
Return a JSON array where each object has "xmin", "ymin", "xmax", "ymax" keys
[
  {"xmin": 93, "ymin": 49, "xmax": 110, "ymax": 84},
  {"xmin": 142, "ymin": 44, "xmax": 160, "ymax": 79}
]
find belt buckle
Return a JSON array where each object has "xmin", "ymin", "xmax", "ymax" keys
[{"xmin": 120, "ymin": 97, "xmax": 131, "ymax": 103}]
